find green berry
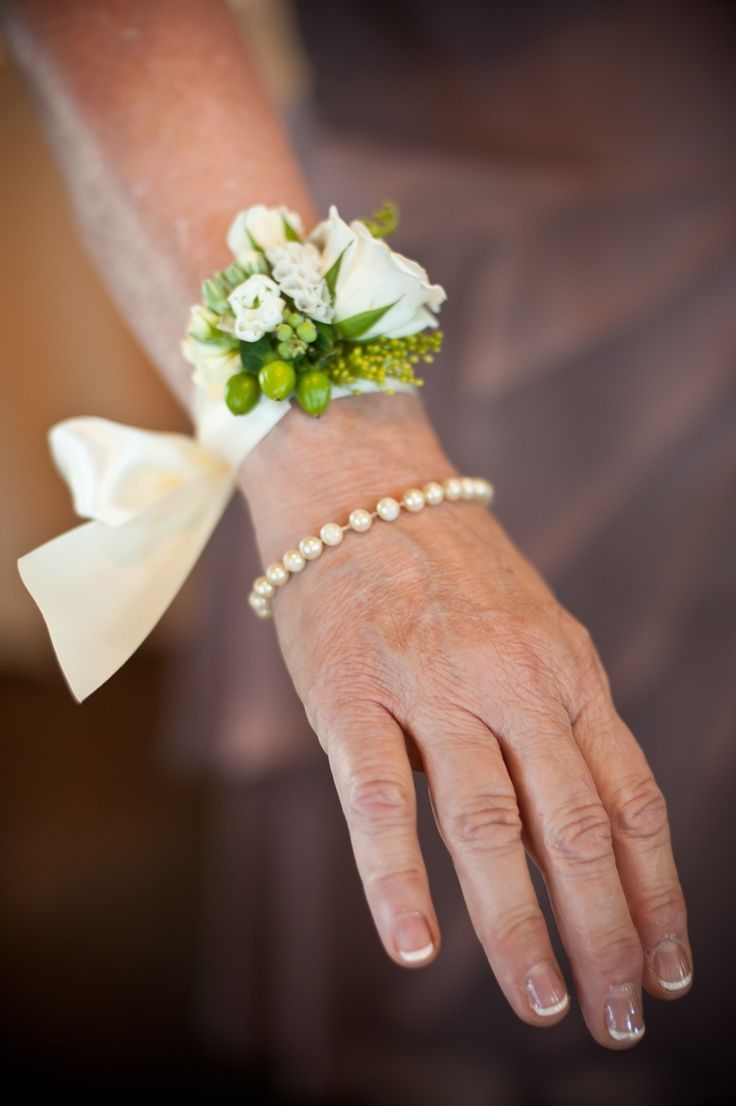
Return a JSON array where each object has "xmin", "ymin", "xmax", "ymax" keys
[
  {"xmin": 225, "ymin": 372, "xmax": 261, "ymax": 415},
  {"xmin": 296, "ymin": 320, "xmax": 318, "ymax": 343},
  {"xmin": 259, "ymin": 359, "xmax": 296, "ymax": 401},
  {"xmin": 296, "ymin": 370, "xmax": 332, "ymax": 417}
]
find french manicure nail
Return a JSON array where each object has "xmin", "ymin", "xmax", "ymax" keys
[
  {"xmin": 394, "ymin": 912, "xmax": 434, "ymax": 964},
  {"xmin": 526, "ymin": 962, "xmax": 570, "ymax": 1016},
  {"xmin": 604, "ymin": 982, "xmax": 645, "ymax": 1042},
  {"xmin": 653, "ymin": 938, "xmax": 692, "ymax": 991}
]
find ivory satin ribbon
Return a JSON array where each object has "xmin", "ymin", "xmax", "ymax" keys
[{"xmin": 19, "ymin": 382, "xmax": 412, "ymax": 701}]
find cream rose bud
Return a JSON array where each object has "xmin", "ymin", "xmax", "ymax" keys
[
  {"xmin": 227, "ymin": 204, "xmax": 304, "ymax": 260},
  {"xmin": 228, "ymin": 275, "xmax": 285, "ymax": 342},
  {"xmin": 310, "ymin": 205, "xmax": 446, "ymax": 340},
  {"xmin": 181, "ymin": 337, "xmax": 241, "ymax": 400}
]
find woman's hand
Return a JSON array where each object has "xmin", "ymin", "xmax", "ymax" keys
[{"xmin": 242, "ymin": 394, "xmax": 693, "ymax": 1050}]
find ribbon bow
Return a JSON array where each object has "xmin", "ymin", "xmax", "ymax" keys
[{"xmin": 18, "ymin": 382, "xmax": 410, "ymax": 701}]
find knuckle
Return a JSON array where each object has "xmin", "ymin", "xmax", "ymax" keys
[
  {"xmin": 491, "ymin": 906, "xmax": 545, "ymax": 950},
  {"xmin": 363, "ymin": 864, "xmax": 425, "ymax": 900},
  {"xmin": 589, "ymin": 930, "xmax": 643, "ymax": 975},
  {"xmin": 636, "ymin": 889, "xmax": 687, "ymax": 933},
  {"xmin": 611, "ymin": 777, "xmax": 669, "ymax": 844},
  {"xmin": 544, "ymin": 797, "xmax": 613, "ymax": 868},
  {"xmin": 347, "ymin": 774, "xmax": 413, "ymax": 830},
  {"xmin": 445, "ymin": 791, "xmax": 523, "ymax": 854},
  {"xmin": 504, "ymin": 639, "xmax": 559, "ymax": 699},
  {"xmin": 560, "ymin": 618, "xmax": 611, "ymax": 705}
]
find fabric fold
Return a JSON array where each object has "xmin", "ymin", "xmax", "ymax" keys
[{"xmin": 18, "ymin": 381, "xmax": 417, "ymax": 701}]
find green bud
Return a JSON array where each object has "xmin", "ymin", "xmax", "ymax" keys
[
  {"xmin": 223, "ymin": 263, "xmax": 245, "ymax": 288},
  {"xmin": 296, "ymin": 370, "xmax": 332, "ymax": 417},
  {"xmin": 296, "ymin": 320, "xmax": 318, "ymax": 343},
  {"xmin": 241, "ymin": 252, "xmax": 269, "ymax": 275},
  {"xmin": 276, "ymin": 323, "xmax": 293, "ymax": 341},
  {"xmin": 188, "ymin": 305, "xmax": 220, "ymax": 342},
  {"xmin": 288, "ymin": 312, "xmax": 304, "ymax": 329},
  {"xmin": 225, "ymin": 372, "xmax": 261, "ymax": 415},
  {"xmin": 259, "ymin": 359, "xmax": 296, "ymax": 401},
  {"xmin": 202, "ymin": 278, "xmax": 230, "ymax": 314},
  {"xmin": 277, "ymin": 341, "xmax": 294, "ymax": 360}
]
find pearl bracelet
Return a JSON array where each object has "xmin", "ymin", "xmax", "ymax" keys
[{"xmin": 248, "ymin": 475, "xmax": 494, "ymax": 620}]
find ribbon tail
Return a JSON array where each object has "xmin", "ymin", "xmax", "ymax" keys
[{"xmin": 18, "ymin": 470, "xmax": 234, "ymax": 702}]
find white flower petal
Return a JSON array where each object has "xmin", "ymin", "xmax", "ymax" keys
[
  {"xmin": 228, "ymin": 275, "xmax": 285, "ymax": 342},
  {"xmin": 227, "ymin": 204, "xmax": 304, "ymax": 261},
  {"xmin": 309, "ymin": 206, "xmax": 445, "ymax": 339}
]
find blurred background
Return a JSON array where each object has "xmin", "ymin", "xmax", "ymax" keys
[{"xmin": 2, "ymin": 1, "xmax": 735, "ymax": 1102}]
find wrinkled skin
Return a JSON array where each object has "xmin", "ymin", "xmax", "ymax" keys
[{"xmin": 242, "ymin": 396, "xmax": 692, "ymax": 1050}]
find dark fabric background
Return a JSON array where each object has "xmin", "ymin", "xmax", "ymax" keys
[{"xmin": 167, "ymin": 1, "xmax": 736, "ymax": 1101}]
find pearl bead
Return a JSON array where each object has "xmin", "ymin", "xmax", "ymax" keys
[
  {"xmin": 248, "ymin": 592, "xmax": 270, "ymax": 613},
  {"xmin": 320, "ymin": 522, "xmax": 344, "ymax": 546},
  {"xmin": 473, "ymin": 477, "xmax": 494, "ymax": 502},
  {"xmin": 349, "ymin": 508, "xmax": 373, "ymax": 532},
  {"xmin": 443, "ymin": 477, "xmax": 462, "ymax": 501},
  {"xmin": 283, "ymin": 548, "xmax": 306, "ymax": 573},
  {"xmin": 376, "ymin": 496, "xmax": 401, "ymax": 521},
  {"xmin": 265, "ymin": 561, "xmax": 289, "ymax": 587},
  {"xmin": 254, "ymin": 604, "xmax": 272, "ymax": 620},
  {"xmin": 253, "ymin": 575, "xmax": 275, "ymax": 599},
  {"xmin": 299, "ymin": 535, "xmax": 323, "ymax": 560},
  {"xmin": 461, "ymin": 476, "xmax": 476, "ymax": 500},
  {"xmin": 423, "ymin": 481, "xmax": 444, "ymax": 506},
  {"xmin": 402, "ymin": 487, "xmax": 426, "ymax": 512}
]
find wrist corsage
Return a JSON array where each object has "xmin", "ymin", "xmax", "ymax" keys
[
  {"xmin": 183, "ymin": 200, "xmax": 444, "ymax": 418},
  {"xmin": 17, "ymin": 201, "xmax": 450, "ymax": 701}
]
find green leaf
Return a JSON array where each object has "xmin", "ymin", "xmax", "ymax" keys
[
  {"xmin": 312, "ymin": 322, "xmax": 335, "ymax": 354},
  {"xmin": 240, "ymin": 335, "xmax": 278, "ymax": 373},
  {"xmin": 334, "ymin": 301, "xmax": 398, "ymax": 341},
  {"xmin": 282, "ymin": 215, "xmax": 302, "ymax": 242},
  {"xmin": 324, "ymin": 245, "xmax": 350, "ymax": 302}
]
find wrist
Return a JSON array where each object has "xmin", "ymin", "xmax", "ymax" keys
[{"xmin": 238, "ymin": 392, "xmax": 457, "ymax": 562}]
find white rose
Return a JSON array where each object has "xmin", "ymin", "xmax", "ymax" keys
[
  {"xmin": 227, "ymin": 204, "xmax": 304, "ymax": 260},
  {"xmin": 182, "ymin": 337, "xmax": 241, "ymax": 401},
  {"xmin": 228, "ymin": 274, "xmax": 285, "ymax": 342},
  {"xmin": 266, "ymin": 241, "xmax": 334, "ymax": 323},
  {"xmin": 310, "ymin": 205, "xmax": 446, "ymax": 340}
]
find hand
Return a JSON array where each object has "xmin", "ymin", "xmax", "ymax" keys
[{"xmin": 241, "ymin": 395, "xmax": 693, "ymax": 1049}]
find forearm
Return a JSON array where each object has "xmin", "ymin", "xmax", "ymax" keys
[
  {"xmin": 2, "ymin": 0, "xmax": 450, "ymax": 534},
  {"xmin": 1, "ymin": 0, "xmax": 315, "ymax": 407}
]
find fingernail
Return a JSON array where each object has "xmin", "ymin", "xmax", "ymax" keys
[
  {"xmin": 526, "ymin": 962, "xmax": 570, "ymax": 1016},
  {"xmin": 604, "ymin": 982, "xmax": 645, "ymax": 1042},
  {"xmin": 653, "ymin": 938, "xmax": 692, "ymax": 991},
  {"xmin": 394, "ymin": 912, "xmax": 434, "ymax": 964}
]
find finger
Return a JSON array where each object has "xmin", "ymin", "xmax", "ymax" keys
[
  {"xmin": 489, "ymin": 699, "xmax": 646, "ymax": 1049},
  {"xmin": 417, "ymin": 712, "xmax": 571, "ymax": 1026},
  {"xmin": 573, "ymin": 690, "xmax": 693, "ymax": 1000},
  {"xmin": 324, "ymin": 703, "xmax": 440, "ymax": 968}
]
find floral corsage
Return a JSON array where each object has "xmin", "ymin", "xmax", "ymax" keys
[{"xmin": 183, "ymin": 202, "xmax": 446, "ymax": 418}]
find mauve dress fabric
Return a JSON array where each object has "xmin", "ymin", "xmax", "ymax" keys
[{"xmin": 164, "ymin": 2, "xmax": 736, "ymax": 1102}]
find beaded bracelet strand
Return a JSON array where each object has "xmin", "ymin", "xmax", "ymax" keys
[{"xmin": 248, "ymin": 475, "xmax": 494, "ymax": 619}]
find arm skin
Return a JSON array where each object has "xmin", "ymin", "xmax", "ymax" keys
[{"xmin": 2, "ymin": 0, "xmax": 693, "ymax": 1049}]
